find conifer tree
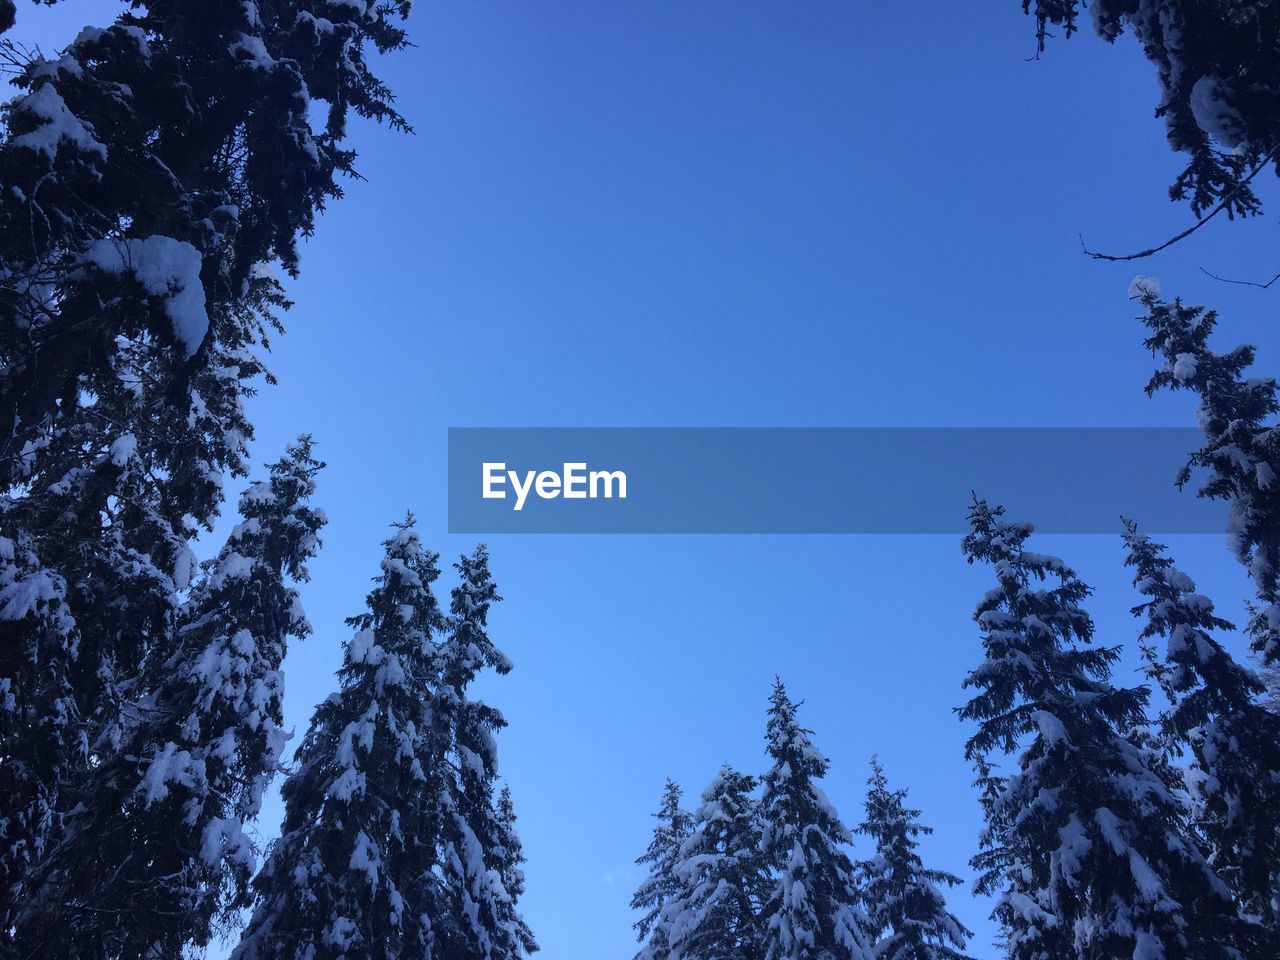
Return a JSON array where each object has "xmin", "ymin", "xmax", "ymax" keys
[
  {"xmin": 10, "ymin": 439, "xmax": 324, "ymax": 957},
  {"xmin": 960, "ymin": 497, "xmax": 1244, "ymax": 960},
  {"xmin": 1124, "ymin": 520, "xmax": 1280, "ymax": 943},
  {"xmin": 495, "ymin": 784, "xmax": 540, "ymax": 960},
  {"xmin": 434, "ymin": 544, "xmax": 536, "ymax": 959},
  {"xmin": 759, "ymin": 680, "xmax": 874, "ymax": 960},
  {"xmin": 856, "ymin": 758, "xmax": 973, "ymax": 960},
  {"xmin": 1131, "ymin": 288, "xmax": 1280, "ymax": 668},
  {"xmin": 632, "ymin": 778, "xmax": 695, "ymax": 960},
  {"xmin": 664, "ymin": 764, "xmax": 769, "ymax": 960},
  {"xmin": 232, "ymin": 517, "xmax": 447, "ymax": 960}
]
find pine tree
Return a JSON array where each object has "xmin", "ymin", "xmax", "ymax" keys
[
  {"xmin": 434, "ymin": 544, "xmax": 536, "ymax": 959},
  {"xmin": 960, "ymin": 497, "xmax": 1244, "ymax": 960},
  {"xmin": 759, "ymin": 679, "xmax": 874, "ymax": 960},
  {"xmin": 632, "ymin": 778, "xmax": 695, "ymax": 960},
  {"xmin": 233, "ymin": 517, "xmax": 447, "ymax": 960},
  {"xmin": 1017, "ymin": 1, "xmax": 1277, "ymax": 226},
  {"xmin": 663, "ymin": 764, "xmax": 769, "ymax": 960},
  {"xmin": 9, "ymin": 439, "xmax": 324, "ymax": 958},
  {"xmin": 1124, "ymin": 520, "xmax": 1280, "ymax": 944},
  {"xmin": 494, "ymin": 784, "xmax": 540, "ymax": 959},
  {"xmin": 1131, "ymin": 289, "xmax": 1280, "ymax": 669},
  {"xmin": 856, "ymin": 758, "xmax": 973, "ymax": 960}
]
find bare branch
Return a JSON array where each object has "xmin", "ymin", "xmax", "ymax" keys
[
  {"xmin": 1079, "ymin": 149, "xmax": 1277, "ymax": 262},
  {"xmin": 1199, "ymin": 266, "xmax": 1280, "ymax": 290}
]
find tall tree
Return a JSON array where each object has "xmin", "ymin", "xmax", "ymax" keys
[
  {"xmin": 960, "ymin": 497, "xmax": 1244, "ymax": 960},
  {"xmin": 1124, "ymin": 520, "xmax": 1280, "ymax": 943},
  {"xmin": 0, "ymin": 0, "xmax": 412, "ymax": 933},
  {"xmin": 856, "ymin": 758, "xmax": 973, "ymax": 960},
  {"xmin": 232, "ymin": 517, "xmax": 447, "ymax": 960},
  {"xmin": 1131, "ymin": 288, "xmax": 1280, "ymax": 669},
  {"xmin": 10, "ymin": 438, "xmax": 324, "ymax": 957},
  {"xmin": 664, "ymin": 764, "xmax": 769, "ymax": 960},
  {"xmin": 632, "ymin": 778, "xmax": 695, "ymax": 960},
  {"xmin": 759, "ymin": 679, "xmax": 874, "ymax": 960}
]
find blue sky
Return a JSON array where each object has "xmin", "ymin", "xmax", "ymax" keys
[{"xmin": 15, "ymin": 3, "xmax": 1280, "ymax": 957}]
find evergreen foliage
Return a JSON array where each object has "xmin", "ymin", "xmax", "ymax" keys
[{"xmin": 960, "ymin": 497, "xmax": 1244, "ymax": 960}]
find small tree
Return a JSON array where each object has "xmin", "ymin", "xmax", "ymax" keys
[
  {"xmin": 434, "ymin": 544, "xmax": 536, "ymax": 959},
  {"xmin": 665, "ymin": 765, "xmax": 769, "ymax": 960},
  {"xmin": 759, "ymin": 679, "xmax": 874, "ymax": 960},
  {"xmin": 856, "ymin": 758, "xmax": 974, "ymax": 960},
  {"xmin": 233, "ymin": 517, "xmax": 446, "ymax": 960},
  {"xmin": 495, "ymin": 784, "xmax": 540, "ymax": 959},
  {"xmin": 632, "ymin": 778, "xmax": 695, "ymax": 960}
]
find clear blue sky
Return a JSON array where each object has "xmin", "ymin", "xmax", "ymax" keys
[{"xmin": 14, "ymin": 3, "xmax": 1280, "ymax": 957}]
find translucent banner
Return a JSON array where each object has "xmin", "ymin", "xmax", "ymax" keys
[{"xmin": 447, "ymin": 428, "xmax": 1225, "ymax": 534}]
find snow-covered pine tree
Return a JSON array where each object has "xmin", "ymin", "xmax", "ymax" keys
[
  {"xmin": 232, "ymin": 517, "xmax": 447, "ymax": 960},
  {"xmin": 759, "ymin": 679, "xmax": 874, "ymax": 960},
  {"xmin": 1123, "ymin": 520, "xmax": 1280, "ymax": 945},
  {"xmin": 9, "ymin": 439, "xmax": 324, "ymax": 958},
  {"xmin": 632, "ymin": 778, "xmax": 695, "ymax": 960},
  {"xmin": 434, "ymin": 544, "xmax": 536, "ymax": 959},
  {"xmin": 494, "ymin": 784, "xmax": 540, "ymax": 959},
  {"xmin": 856, "ymin": 758, "xmax": 973, "ymax": 960},
  {"xmin": 663, "ymin": 764, "xmax": 769, "ymax": 960},
  {"xmin": 960, "ymin": 497, "xmax": 1244, "ymax": 960},
  {"xmin": 1017, "ymin": 2, "xmax": 1277, "ymax": 226},
  {"xmin": 1131, "ymin": 288, "xmax": 1280, "ymax": 670}
]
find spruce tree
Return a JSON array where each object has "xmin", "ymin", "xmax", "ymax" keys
[
  {"xmin": 233, "ymin": 517, "xmax": 447, "ymax": 960},
  {"xmin": 1124, "ymin": 520, "xmax": 1280, "ymax": 943},
  {"xmin": 759, "ymin": 679, "xmax": 874, "ymax": 960},
  {"xmin": 494, "ymin": 784, "xmax": 540, "ymax": 960},
  {"xmin": 632, "ymin": 778, "xmax": 695, "ymax": 960},
  {"xmin": 960, "ymin": 497, "xmax": 1244, "ymax": 960},
  {"xmin": 434, "ymin": 544, "xmax": 536, "ymax": 959},
  {"xmin": 10, "ymin": 439, "xmax": 324, "ymax": 957},
  {"xmin": 856, "ymin": 758, "xmax": 973, "ymax": 960},
  {"xmin": 663, "ymin": 764, "xmax": 769, "ymax": 960},
  {"xmin": 1131, "ymin": 289, "xmax": 1280, "ymax": 669}
]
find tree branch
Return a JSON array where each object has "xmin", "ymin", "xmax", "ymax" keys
[
  {"xmin": 1199, "ymin": 266, "xmax": 1280, "ymax": 289},
  {"xmin": 1079, "ymin": 150, "xmax": 1277, "ymax": 262}
]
